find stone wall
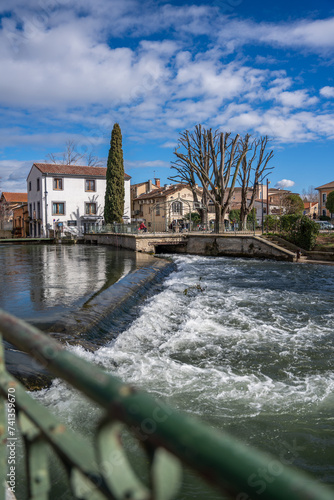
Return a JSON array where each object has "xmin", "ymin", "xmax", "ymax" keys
[
  {"xmin": 185, "ymin": 235, "xmax": 294, "ymax": 260},
  {"xmin": 85, "ymin": 233, "xmax": 295, "ymax": 261},
  {"xmin": 86, "ymin": 233, "xmax": 137, "ymax": 251}
]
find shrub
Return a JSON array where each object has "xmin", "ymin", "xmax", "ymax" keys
[
  {"xmin": 264, "ymin": 214, "xmax": 280, "ymax": 232},
  {"xmin": 280, "ymin": 215, "xmax": 319, "ymax": 250}
]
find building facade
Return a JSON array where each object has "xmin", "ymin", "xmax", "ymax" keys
[
  {"xmin": 303, "ymin": 201, "xmax": 318, "ymax": 219},
  {"xmin": 0, "ymin": 192, "xmax": 28, "ymax": 237},
  {"xmin": 132, "ymin": 182, "xmax": 205, "ymax": 231},
  {"xmin": 27, "ymin": 163, "xmax": 131, "ymax": 237},
  {"xmin": 12, "ymin": 203, "xmax": 29, "ymax": 238},
  {"xmin": 316, "ymin": 181, "xmax": 334, "ymax": 218}
]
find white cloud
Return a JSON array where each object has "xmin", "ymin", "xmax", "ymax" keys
[
  {"xmin": 275, "ymin": 179, "xmax": 295, "ymax": 189},
  {"xmin": 320, "ymin": 86, "xmax": 334, "ymax": 98},
  {"xmin": 0, "ymin": 160, "xmax": 32, "ymax": 192},
  {"xmin": 275, "ymin": 90, "xmax": 318, "ymax": 109},
  {"xmin": 217, "ymin": 17, "xmax": 334, "ymax": 54},
  {"xmin": 1, "ymin": 1, "xmax": 334, "ymax": 193}
]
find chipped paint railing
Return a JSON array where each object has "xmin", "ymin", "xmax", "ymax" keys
[{"xmin": 0, "ymin": 309, "xmax": 333, "ymax": 500}]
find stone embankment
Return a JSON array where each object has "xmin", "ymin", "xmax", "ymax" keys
[{"xmin": 85, "ymin": 232, "xmax": 296, "ymax": 261}]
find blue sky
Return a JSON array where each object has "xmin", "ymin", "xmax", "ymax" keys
[{"xmin": 0, "ymin": 0, "xmax": 333, "ymax": 194}]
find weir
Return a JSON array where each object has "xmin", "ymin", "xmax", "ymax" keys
[{"xmin": 1, "ymin": 309, "xmax": 333, "ymax": 499}]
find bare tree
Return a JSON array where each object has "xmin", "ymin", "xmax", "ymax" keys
[
  {"xmin": 86, "ymin": 151, "xmax": 105, "ymax": 167},
  {"xmin": 170, "ymin": 125, "xmax": 250, "ymax": 232},
  {"xmin": 169, "ymin": 125, "xmax": 211, "ymax": 225},
  {"xmin": 301, "ymin": 186, "xmax": 318, "ymax": 203},
  {"xmin": 46, "ymin": 140, "xmax": 104, "ymax": 167},
  {"xmin": 238, "ymin": 136, "xmax": 274, "ymax": 230}
]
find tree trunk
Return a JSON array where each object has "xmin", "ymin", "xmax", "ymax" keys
[
  {"xmin": 240, "ymin": 213, "xmax": 248, "ymax": 231},
  {"xmin": 214, "ymin": 204, "xmax": 225, "ymax": 233}
]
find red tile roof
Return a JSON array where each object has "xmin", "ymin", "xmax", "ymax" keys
[
  {"xmin": 133, "ymin": 183, "xmax": 198, "ymax": 200},
  {"xmin": 304, "ymin": 202, "xmax": 318, "ymax": 209},
  {"xmin": 1, "ymin": 192, "xmax": 28, "ymax": 203},
  {"xmin": 33, "ymin": 163, "xmax": 131, "ymax": 180},
  {"xmin": 315, "ymin": 181, "xmax": 334, "ymax": 190}
]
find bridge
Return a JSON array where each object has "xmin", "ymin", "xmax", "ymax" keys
[{"xmin": 85, "ymin": 232, "xmax": 296, "ymax": 261}]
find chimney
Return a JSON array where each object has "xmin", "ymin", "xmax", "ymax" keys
[
  {"xmin": 155, "ymin": 178, "xmax": 160, "ymax": 188},
  {"xmin": 147, "ymin": 180, "xmax": 153, "ymax": 193}
]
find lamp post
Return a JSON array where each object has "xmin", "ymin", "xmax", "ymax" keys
[
  {"xmin": 261, "ymin": 180, "xmax": 264, "ymax": 233},
  {"xmin": 266, "ymin": 179, "xmax": 271, "ymax": 232}
]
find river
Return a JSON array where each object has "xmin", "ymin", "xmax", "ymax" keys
[{"xmin": 1, "ymin": 245, "xmax": 334, "ymax": 498}]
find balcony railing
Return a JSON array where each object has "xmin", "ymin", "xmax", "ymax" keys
[{"xmin": 0, "ymin": 309, "xmax": 333, "ymax": 499}]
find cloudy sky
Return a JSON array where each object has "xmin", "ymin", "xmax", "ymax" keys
[{"xmin": 0, "ymin": 0, "xmax": 333, "ymax": 193}]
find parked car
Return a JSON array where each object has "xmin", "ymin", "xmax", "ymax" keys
[{"xmin": 314, "ymin": 220, "xmax": 334, "ymax": 230}]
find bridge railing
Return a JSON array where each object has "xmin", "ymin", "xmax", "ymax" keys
[
  {"xmin": 93, "ymin": 221, "xmax": 258, "ymax": 235},
  {"xmin": 0, "ymin": 308, "xmax": 333, "ymax": 500}
]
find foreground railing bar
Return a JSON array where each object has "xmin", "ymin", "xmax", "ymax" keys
[
  {"xmin": 1, "ymin": 309, "xmax": 333, "ymax": 500},
  {"xmin": 0, "ymin": 371, "xmax": 108, "ymax": 491}
]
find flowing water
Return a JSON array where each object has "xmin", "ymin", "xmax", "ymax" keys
[{"xmin": 1, "ymin": 246, "xmax": 334, "ymax": 498}]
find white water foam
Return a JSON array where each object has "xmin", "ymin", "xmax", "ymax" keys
[{"xmin": 35, "ymin": 255, "xmax": 334, "ymax": 428}]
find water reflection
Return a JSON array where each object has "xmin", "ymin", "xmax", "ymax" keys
[{"xmin": 0, "ymin": 244, "xmax": 154, "ymax": 327}]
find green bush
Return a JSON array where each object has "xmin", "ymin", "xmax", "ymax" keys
[
  {"xmin": 264, "ymin": 214, "xmax": 280, "ymax": 232},
  {"xmin": 279, "ymin": 215, "xmax": 319, "ymax": 250},
  {"xmin": 229, "ymin": 208, "xmax": 256, "ymax": 223}
]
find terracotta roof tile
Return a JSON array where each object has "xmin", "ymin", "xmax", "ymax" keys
[
  {"xmin": 33, "ymin": 163, "xmax": 131, "ymax": 180},
  {"xmin": 315, "ymin": 181, "xmax": 334, "ymax": 190},
  {"xmin": 1, "ymin": 192, "xmax": 28, "ymax": 203},
  {"xmin": 134, "ymin": 183, "xmax": 196, "ymax": 201}
]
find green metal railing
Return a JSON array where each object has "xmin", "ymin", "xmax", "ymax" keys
[{"xmin": 0, "ymin": 308, "xmax": 333, "ymax": 500}]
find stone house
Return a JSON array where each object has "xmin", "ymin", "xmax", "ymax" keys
[
  {"xmin": 0, "ymin": 192, "xmax": 28, "ymax": 237},
  {"xmin": 132, "ymin": 182, "xmax": 204, "ymax": 231},
  {"xmin": 12, "ymin": 203, "xmax": 30, "ymax": 238},
  {"xmin": 315, "ymin": 181, "xmax": 334, "ymax": 218},
  {"xmin": 303, "ymin": 202, "xmax": 318, "ymax": 219}
]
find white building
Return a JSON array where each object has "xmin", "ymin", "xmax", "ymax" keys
[{"xmin": 27, "ymin": 163, "xmax": 131, "ymax": 237}]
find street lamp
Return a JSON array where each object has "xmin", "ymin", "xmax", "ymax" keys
[
  {"xmin": 266, "ymin": 179, "xmax": 271, "ymax": 232},
  {"xmin": 261, "ymin": 179, "xmax": 264, "ymax": 233}
]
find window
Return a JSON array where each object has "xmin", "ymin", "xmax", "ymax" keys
[
  {"xmin": 85, "ymin": 179, "xmax": 96, "ymax": 191},
  {"xmin": 52, "ymin": 202, "xmax": 65, "ymax": 215},
  {"xmin": 37, "ymin": 178, "xmax": 40, "ymax": 191},
  {"xmin": 323, "ymin": 193, "xmax": 327, "ymax": 203},
  {"xmin": 67, "ymin": 220, "xmax": 77, "ymax": 226},
  {"xmin": 156, "ymin": 203, "xmax": 160, "ymax": 216},
  {"xmin": 29, "ymin": 204, "xmax": 32, "ymax": 217},
  {"xmin": 171, "ymin": 201, "xmax": 183, "ymax": 215},
  {"xmin": 53, "ymin": 178, "xmax": 63, "ymax": 190},
  {"xmin": 37, "ymin": 201, "xmax": 41, "ymax": 219},
  {"xmin": 85, "ymin": 203, "xmax": 97, "ymax": 215},
  {"xmin": 29, "ymin": 181, "xmax": 31, "ymax": 191}
]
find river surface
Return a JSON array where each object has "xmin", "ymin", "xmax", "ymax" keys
[
  {"xmin": 0, "ymin": 243, "xmax": 155, "ymax": 329},
  {"xmin": 1, "ymin": 245, "xmax": 334, "ymax": 498}
]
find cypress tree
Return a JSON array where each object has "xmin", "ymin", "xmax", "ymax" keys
[{"xmin": 104, "ymin": 123, "xmax": 125, "ymax": 223}]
